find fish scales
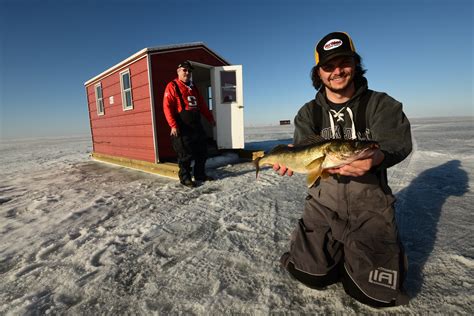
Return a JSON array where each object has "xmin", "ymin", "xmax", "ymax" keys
[
  {"xmin": 252, "ymin": 139, "xmax": 378, "ymax": 187},
  {"xmin": 257, "ymin": 144, "xmax": 329, "ymax": 173}
]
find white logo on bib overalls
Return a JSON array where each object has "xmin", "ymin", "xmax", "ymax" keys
[{"xmin": 368, "ymin": 267, "xmax": 398, "ymax": 289}]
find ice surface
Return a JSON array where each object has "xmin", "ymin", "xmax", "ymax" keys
[{"xmin": 0, "ymin": 117, "xmax": 473, "ymax": 314}]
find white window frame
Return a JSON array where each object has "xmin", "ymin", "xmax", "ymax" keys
[
  {"xmin": 95, "ymin": 82, "xmax": 104, "ymax": 116},
  {"xmin": 120, "ymin": 69, "xmax": 133, "ymax": 111}
]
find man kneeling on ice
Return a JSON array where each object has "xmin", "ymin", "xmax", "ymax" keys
[{"xmin": 276, "ymin": 32, "xmax": 412, "ymax": 307}]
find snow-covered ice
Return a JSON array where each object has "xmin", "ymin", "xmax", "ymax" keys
[{"xmin": 0, "ymin": 117, "xmax": 473, "ymax": 314}]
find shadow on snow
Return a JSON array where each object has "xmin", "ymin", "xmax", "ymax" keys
[{"xmin": 395, "ymin": 160, "xmax": 469, "ymax": 297}]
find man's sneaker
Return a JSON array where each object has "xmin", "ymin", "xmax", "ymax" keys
[{"xmin": 180, "ymin": 179, "xmax": 196, "ymax": 188}]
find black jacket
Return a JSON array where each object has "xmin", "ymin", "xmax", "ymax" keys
[{"xmin": 293, "ymin": 77, "xmax": 412, "ymax": 170}]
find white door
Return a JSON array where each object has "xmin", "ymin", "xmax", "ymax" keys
[{"xmin": 211, "ymin": 65, "xmax": 244, "ymax": 149}]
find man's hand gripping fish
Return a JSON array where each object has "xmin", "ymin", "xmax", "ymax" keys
[{"xmin": 252, "ymin": 137, "xmax": 379, "ymax": 187}]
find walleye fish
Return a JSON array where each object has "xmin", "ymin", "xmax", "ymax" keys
[{"xmin": 252, "ymin": 138, "xmax": 379, "ymax": 187}]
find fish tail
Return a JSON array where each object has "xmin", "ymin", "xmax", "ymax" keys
[{"xmin": 252, "ymin": 151, "xmax": 265, "ymax": 179}]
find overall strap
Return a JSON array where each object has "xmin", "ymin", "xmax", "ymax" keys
[
  {"xmin": 312, "ymin": 100, "xmax": 323, "ymax": 133},
  {"xmin": 172, "ymin": 80, "xmax": 187, "ymax": 111},
  {"xmin": 354, "ymin": 90, "xmax": 373, "ymax": 133}
]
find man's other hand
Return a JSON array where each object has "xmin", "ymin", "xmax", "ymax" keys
[
  {"xmin": 273, "ymin": 164, "xmax": 294, "ymax": 176},
  {"xmin": 326, "ymin": 149, "xmax": 384, "ymax": 177},
  {"xmin": 272, "ymin": 144, "xmax": 294, "ymax": 176},
  {"xmin": 170, "ymin": 127, "xmax": 179, "ymax": 137}
]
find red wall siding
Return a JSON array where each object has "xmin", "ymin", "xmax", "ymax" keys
[
  {"xmin": 86, "ymin": 56, "xmax": 155, "ymax": 162},
  {"xmin": 151, "ymin": 47, "xmax": 228, "ymax": 160}
]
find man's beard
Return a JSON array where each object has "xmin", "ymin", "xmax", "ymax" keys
[{"xmin": 325, "ymin": 74, "xmax": 354, "ymax": 93}]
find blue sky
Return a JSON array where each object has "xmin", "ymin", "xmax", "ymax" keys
[{"xmin": 1, "ymin": 0, "xmax": 472, "ymax": 139}]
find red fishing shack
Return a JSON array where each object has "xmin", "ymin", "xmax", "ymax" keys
[{"xmin": 84, "ymin": 42, "xmax": 244, "ymax": 178}]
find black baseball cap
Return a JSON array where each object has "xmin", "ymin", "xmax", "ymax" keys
[
  {"xmin": 314, "ymin": 32, "xmax": 356, "ymax": 66},
  {"xmin": 177, "ymin": 60, "xmax": 194, "ymax": 70}
]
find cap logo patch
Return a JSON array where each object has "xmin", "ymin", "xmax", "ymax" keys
[{"xmin": 324, "ymin": 39, "xmax": 343, "ymax": 51}]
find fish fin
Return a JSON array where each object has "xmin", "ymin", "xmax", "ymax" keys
[
  {"xmin": 267, "ymin": 144, "xmax": 292, "ymax": 155},
  {"xmin": 305, "ymin": 156, "xmax": 325, "ymax": 171},
  {"xmin": 305, "ymin": 157, "xmax": 325, "ymax": 187},
  {"xmin": 297, "ymin": 135, "xmax": 329, "ymax": 146},
  {"xmin": 252, "ymin": 151, "xmax": 265, "ymax": 161},
  {"xmin": 307, "ymin": 167, "xmax": 322, "ymax": 188},
  {"xmin": 252, "ymin": 151, "xmax": 265, "ymax": 179}
]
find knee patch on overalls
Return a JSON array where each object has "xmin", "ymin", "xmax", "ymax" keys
[{"xmin": 341, "ymin": 215, "xmax": 408, "ymax": 306}]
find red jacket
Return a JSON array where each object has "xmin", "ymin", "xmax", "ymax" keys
[{"xmin": 163, "ymin": 79, "xmax": 215, "ymax": 129}]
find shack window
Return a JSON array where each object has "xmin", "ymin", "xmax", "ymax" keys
[
  {"xmin": 120, "ymin": 69, "xmax": 133, "ymax": 110},
  {"xmin": 220, "ymin": 71, "xmax": 237, "ymax": 103},
  {"xmin": 95, "ymin": 83, "xmax": 104, "ymax": 115}
]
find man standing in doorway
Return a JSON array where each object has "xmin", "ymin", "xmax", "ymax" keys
[
  {"xmin": 277, "ymin": 32, "xmax": 412, "ymax": 307},
  {"xmin": 163, "ymin": 61, "xmax": 216, "ymax": 187}
]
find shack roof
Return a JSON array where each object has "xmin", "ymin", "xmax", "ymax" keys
[{"xmin": 84, "ymin": 42, "xmax": 229, "ymax": 86}]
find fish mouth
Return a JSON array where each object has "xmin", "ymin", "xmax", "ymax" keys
[
  {"xmin": 355, "ymin": 141, "xmax": 379, "ymax": 149},
  {"xmin": 355, "ymin": 142, "xmax": 379, "ymax": 152},
  {"xmin": 357, "ymin": 146, "xmax": 378, "ymax": 159}
]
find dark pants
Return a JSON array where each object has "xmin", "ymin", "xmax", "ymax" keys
[
  {"xmin": 171, "ymin": 131, "xmax": 208, "ymax": 182},
  {"xmin": 282, "ymin": 186, "xmax": 409, "ymax": 307}
]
